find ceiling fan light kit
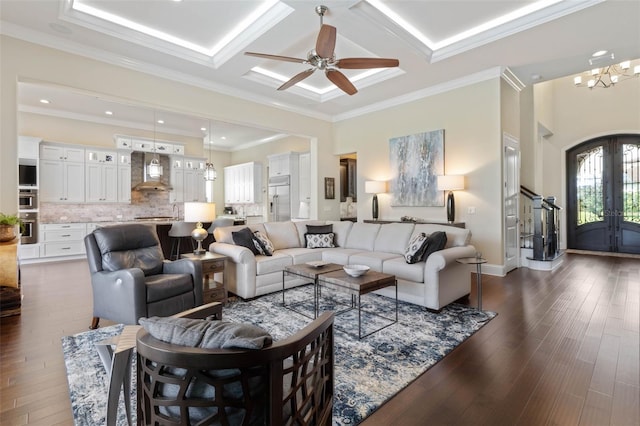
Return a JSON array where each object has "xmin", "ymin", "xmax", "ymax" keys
[{"xmin": 245, "ymin": 5, "xmax": 400, "ymax": 95}]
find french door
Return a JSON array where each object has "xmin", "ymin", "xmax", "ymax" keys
[{"xmin": 567, "ymin": 134, "xmax": 640, "ymax": 254}]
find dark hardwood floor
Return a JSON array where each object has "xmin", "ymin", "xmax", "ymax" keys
[{"xmin": 1, "ymin": 253, "xmax": 638, "ymax": 425}]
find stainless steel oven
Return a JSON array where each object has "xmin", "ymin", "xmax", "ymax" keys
[
  {"xmin": 19, "ymin": 189, "xmax": 38, "ymax": 210},
  {"xmin": 18, "ymin": 212, "xmax": 37, "ymax": 244}
]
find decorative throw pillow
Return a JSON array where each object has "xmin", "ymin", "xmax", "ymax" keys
[
  {"xmin": 306, "ymin": 224, "xmax": 333, "ymax": 234},
  {"xmin": 139, "ymin": 316, "xmax": 273, "ymax": 350},
  {"xmin": 421, "ymin": 231, "xmax": 448, "ymax": 261},
  {"xmin": 404, "ymin": 232, "xmax": 429, "ymax": 264},
  {"xmin": 253, "ymin": 231, "xmax": 274, "ymax": 256},
  {"xmin": 305, "ymin": 233, "xmax": 336, "ymax": 249},
  {"xmin": 232, "ymin": 227, "xmax": 260, "ymax": 255}
]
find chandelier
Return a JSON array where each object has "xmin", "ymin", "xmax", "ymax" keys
[{"xmin": 574, "ymin": 60, "xmax": 640, "ymax": 89}]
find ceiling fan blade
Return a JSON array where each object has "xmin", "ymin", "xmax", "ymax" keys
[
  {"xmin": 337, "ymin": 58, "xmax": 400, "ymax": 69},
  {"xmin": 316, "ymin": 24, "xmax": 336, "ymax": 58},
  {"xmin": 325, "ymin": 70, "xmax": 357, "ymax": 95},
  {"xmin": 278, "ymin": 69, "xmax": 316, "ymax": 91},
  {"xmin": 244, "ymin": 52, "xmax": 306, "ymax": 64}
]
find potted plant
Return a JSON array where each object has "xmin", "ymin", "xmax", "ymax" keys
[{"xmin": 0, "ymin": 213, "xmax": 23, "ymax": 242}]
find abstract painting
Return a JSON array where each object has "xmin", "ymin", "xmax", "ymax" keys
[{"xmin": 390, "ymin": 130, "xmax": 444, "ymax": 206}]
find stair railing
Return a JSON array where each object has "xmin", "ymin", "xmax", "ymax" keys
[{"xmin": 520, "ymin": 186, "xmax": 563, "ymax": 260}]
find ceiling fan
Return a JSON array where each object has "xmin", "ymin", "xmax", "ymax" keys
[{"xmin": 245, "ymin": 5, "xmax": 399, "ymax": 95}]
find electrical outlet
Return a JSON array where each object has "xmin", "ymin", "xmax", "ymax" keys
[{"xmin": 467, "ymin": 207, "xmax": 476, "ymax": 214}]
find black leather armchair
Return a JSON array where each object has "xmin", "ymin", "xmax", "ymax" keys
[{"xmin": 84, "ymin": 223, "xmax": 203, "ymax": 329}]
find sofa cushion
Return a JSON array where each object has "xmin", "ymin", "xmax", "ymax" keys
[
  {"xmin": 348, "ymin": 252, "xmax": 403, "ymax": 272},
  {"xmin": 374, "ymin": 223, "xmax": 414, "ymax": 254},
  {"xmin": 321, "ymin": 248, "xmax": 365, "ymax": 265},
  {"xmin": 255, "ymin": 252, "xmax": 293, "ymax": 275},
  {"xmin": 383, "ymin": 257, "xmax": 425, "ymax": 283},
  {"xmin": 139, "ymin": 316, "xmax": 272, "ymax": 349},
  {"xmin": 326, "ymin": 220, "xmax": 353, "ymax": 247},
  {"xmin": 411, "ymin": 224, "xmax": 470, "ymax": 248},
  {"xmin": 263, "ymin": 222, "xmax": 301, "ymax": 250},
  {"xmin": 343, "ymin": 222, "xmax": 380, "ymax": 251},
  {"xmin": 278, "ymin": 247, "xmax": 323, "ymax": 265},
  {"xmin": 404, "ymin": 232, "xmax": 429, "ymax": 264},
  {"xmin": 305, "ymin": 233, "xmax": 335, "ymax": 249}
]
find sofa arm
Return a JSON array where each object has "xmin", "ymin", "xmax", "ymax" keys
[
  {"xmin": 90, "ymin": 268, "xmax": 147, "ymax": 325},
  {"xmin": 163, "ymin": 258, "xmax": 204, "ymax": 305},
  {"xmin": 209, "ymin": 242, "xmax": 258, "ymax": 299},
  {"xmin": 425, "ymin": 245, "xmax": 477, "ymax": 271}
]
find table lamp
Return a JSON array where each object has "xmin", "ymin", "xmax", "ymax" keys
[
  {"xmin": 437, "ymin": 175, "xmax": 465, "ymax": 223},
  {"xmin": 364, "ymin": 181, "xmax": 387, "ymax": 221},
  {"xmin": 184, "ymin": 202, "xmax": 216, "ymax": 254}
]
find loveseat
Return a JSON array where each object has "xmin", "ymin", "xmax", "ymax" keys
[{"xmin": 210, "ymin": 220, "xmax": 476, "ymax": 311}]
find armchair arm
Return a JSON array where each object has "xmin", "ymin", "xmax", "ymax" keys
[
  {"xmin": 209, "ymin": 242, "xmax": 255, "ymax": 264},
  {"xmin": 163, "ymin": 258, "xmax": 204, "ymax": 306},
  {"xmin": 90, "ymin": 268, "xmax": 147, "ymax": 325}
]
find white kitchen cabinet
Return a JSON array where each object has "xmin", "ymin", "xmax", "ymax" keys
[
  {"xmin": 40, "ymin": 144, "xmax": 85, "ymax": 162},
  {"xmin": 268, "ymin": 152, "xmax": 299, "ymax": 178},
  {"xmin": 153, "ymin": 141, "xmax": 173, "ymax": 155},
  {"xmin": 85, "ymin": 149, "xmax": 118, "ymax": 202},
  {"xmin": 183, "ymin": 158, "xmax": 206, "ymax": 202},
  {"xmin": 40, "ymin": 143, "xmax": 85, "ymax": 203},
  {"xmin": 40, "ymin": 223, "xmax": 87, "ymax": 257},
  {"xmin": 132, "ymin": 138, "xmax": 155, "ymax": 152},
  {"xmin": 169, "ymin": 157, "xmax": 185, "ymax": 203},
  {"xmin": 117, "ymin": 151, "xmax": 131, "ymax": 203},
  {"xmin": 224, "ymin": 162, "xmax": 262, "ymax": 204},
  {"xmin": 115, "ymin": 136, "xmax": 133, "ymax": 150}
]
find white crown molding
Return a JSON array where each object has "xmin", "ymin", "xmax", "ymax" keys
[
  {"xmin": 501, "ymin": 68, "xmax": 526, "ymax": 92},
  {"xmin": 351, "ymin": 0, "xmax": 604, "ymax": 63},
  {"xmin": 1, "ymin": 21, "xmax": 335, "ymax": 123},
  {"xmin": 431, "ymin": 0, "xmax": 604, "ymax": 62},
  {"xmin": 333, "ymin": 67, "xmax": 503, "ymax": 122}
]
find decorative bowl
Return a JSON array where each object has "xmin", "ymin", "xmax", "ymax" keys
[{"xmin": 343, "ymin": 264, "xmax": 369, "ymax": 277}]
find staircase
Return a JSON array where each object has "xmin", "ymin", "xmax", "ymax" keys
[{"xmin": 520, "ymin": 186, "xmax": 564, "ymax": 271}]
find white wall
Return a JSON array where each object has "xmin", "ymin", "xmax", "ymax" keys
[{"xmin": 333, "ymin": 79, "xmax": 504, "ymax": 264}]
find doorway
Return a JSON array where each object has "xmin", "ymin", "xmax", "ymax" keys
[{"xmin": 566, "ymin": 134, "xmax": 640, "ymax": 254}]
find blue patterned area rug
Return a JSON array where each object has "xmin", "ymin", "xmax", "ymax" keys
[{"xmin": 62, "ymin": 285, "xmax": 496, "ymax": 425}]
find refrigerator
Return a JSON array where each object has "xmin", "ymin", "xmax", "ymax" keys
[{"xmin": 268, "ymin": 175, "xmax": 291, "ymax": 222}]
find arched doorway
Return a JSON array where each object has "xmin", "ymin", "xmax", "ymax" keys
[{"xmin": 566, "ymin": 134, "xmax": 640, "ymax": 253}]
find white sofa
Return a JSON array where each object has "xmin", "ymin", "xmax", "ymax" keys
[{"xmin": 210, "ymin": 220, "xmax": 476, "ymax": 311}]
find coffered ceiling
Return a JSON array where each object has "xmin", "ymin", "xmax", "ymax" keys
[{"xmin": 3, "ymin": 0, "xmax": 639, "ymax": 149}]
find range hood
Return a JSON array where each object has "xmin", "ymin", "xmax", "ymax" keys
[{"xmin": 132, "ymin": 152, "xmax": 173, "ymax": 191}]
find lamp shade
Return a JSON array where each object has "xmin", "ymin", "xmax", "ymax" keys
[
  {"xmin": 437, "ymin": 175, "xmax": 465, "ymax": 191},
  {"xmin": 184, "ymin": 202, "xmax": 216, "ymax": 223},
  {"xmin": 365, "ymin": 180, "xmax": 387, "ymax": 194}
]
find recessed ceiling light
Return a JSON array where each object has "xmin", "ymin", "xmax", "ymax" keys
[
  {"xmin": 592, "ymin": 50, "xmax": 608, "ymax": 57},
  {"xmin": 221, "ymin": 136, "xmax": 227, "ymax": 140},
  {"xmin": 39, "ymin": 99, "xmax": 50, "ymax": 104},
  {"xmin": 157, "ymin": 119, "xmax": 164, "ymax": 124},
  {"xmin": 200, "ymin": 127, "xmax": 207, "ymax": 131},
  {"xmin": 105, "ymin": 110, "xmax": 113, "ymax": 115}
]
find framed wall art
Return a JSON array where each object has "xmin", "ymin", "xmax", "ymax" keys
[
  {"xmin": 389, "ymin": 129, "xmax": 445, "ymax": 206},
  {"xmin": 324, "ymin": 177, "xmax": 335, "ymax": 199}
]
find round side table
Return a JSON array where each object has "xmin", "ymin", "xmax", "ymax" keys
[{"xmin": 456, "ymin": 256, "xmax": 487, "ymax": 310}]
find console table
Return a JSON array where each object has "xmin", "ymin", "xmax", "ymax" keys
[{"xmin": 364, "ymin": 220, "xmax": 465, "ymax": 228}]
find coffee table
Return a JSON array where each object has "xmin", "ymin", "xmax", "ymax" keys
[
  {"xmin": 317, "ymin": 270, "xmax": 398, "ymax": 339},
  {"xmin": 282, "ymin": 263, "xmax": 345, "ymax": 319}
]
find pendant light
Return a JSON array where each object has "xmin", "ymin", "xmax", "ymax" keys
[
  {"xmin": 204, "ymin": 120, "xmax": 217, "ymax": 181},
  {"xmin": 148, "ymin": 110, "xmax": 162, "ymax": 178}
]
